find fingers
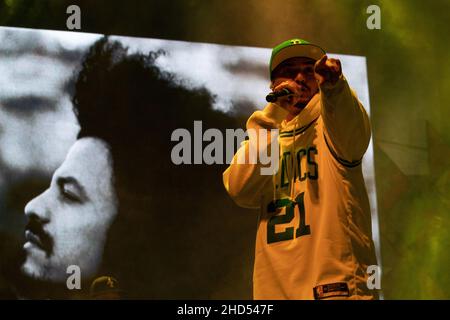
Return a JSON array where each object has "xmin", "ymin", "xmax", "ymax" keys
[
  {"xmin": 314, "ymin": 72, "xmax": 326, "ymax": 85},
  {"xmin": 316, "ymin": 55, "xmax": 327, "ymax": 69},
  {"xmin": 315, "ymin": 55, "xmax": 342, "ymax": 72},
  {"xmin": 335, "ymin": 58, "xmax": 341, "ymax": 73},
  {"xmin": 327, "ymin": 58, "xmax": 341, "ymax": 74},
  {"xmin": 271, "ymin": 80, "xmax": 301, "ymax": 109},
  {"xmin": 314, "ymin": 55, "xmax": 329, "ymax": 77},
  {"xmin": 273, "ymin": 80, "xmax": 299, "ymax": 95},
  {"xmin": 314, "ymin": 55, "xmax": 342, "ymax": 85}
]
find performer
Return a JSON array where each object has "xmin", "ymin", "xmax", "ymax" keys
[{"xmin": 223, "ymin": 38, "xmax": 378, "ymax": 299}]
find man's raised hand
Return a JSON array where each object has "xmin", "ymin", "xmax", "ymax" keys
[{"xmin": 314, "ymin": 55, "xmax": 342, "ymax": 86}]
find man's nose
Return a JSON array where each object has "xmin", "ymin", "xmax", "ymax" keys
[
  {"xmin": 294, "ymin": 72, "xmax": 307, "ymax": 84},
  {"xmin": 24, "ymin": 191, "xmax": 51, "ymax": 224}
]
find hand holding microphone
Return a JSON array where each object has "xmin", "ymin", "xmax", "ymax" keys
[
  {"xmin": 266, "ymin": 80, "xmax": 303, "ymax": 111},
  {"xmin": 266, "ymin": 88, "xmax": 292, "ymax": 102}
]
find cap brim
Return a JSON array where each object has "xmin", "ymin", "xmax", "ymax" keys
[{"xmin": 270, "ymin": 44, "xmax": 325, "ymax": 72}]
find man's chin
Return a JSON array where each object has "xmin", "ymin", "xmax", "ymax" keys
[
  {"xmin": 21, "ymin": 259, "xmax": 45, "ymax": 280},
  {"xmin": 295, "ymin": 94, "xmax": 317, "ymax": 108},
  {"xmin": 21, "ymin": 257, "xmax": 61, "ymax": 282}
]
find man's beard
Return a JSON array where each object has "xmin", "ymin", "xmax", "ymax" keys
[{"xmin": 294, "ymin": 89, "xmax": 319, "ymax": 109}]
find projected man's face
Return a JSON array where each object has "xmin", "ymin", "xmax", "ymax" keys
[
  {"xmin": 271, "ymin": 57, "xmax": 319, "ymax": 111},
  {"xmin": 22, "ymin": 137, "xmax": 118, "ymax": 282}
]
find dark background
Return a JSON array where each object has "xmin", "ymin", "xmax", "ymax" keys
[{"xmin": 0, "ymin": 0, "xmax": 449, "ymax": 299}]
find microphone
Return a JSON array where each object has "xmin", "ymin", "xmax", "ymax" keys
[{"xmin": 265, "ymin": 88, "xmax": 292, "ymax": 102}]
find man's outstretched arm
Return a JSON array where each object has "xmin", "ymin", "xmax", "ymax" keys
[{"xmin": 315, "ymin": 55, "xmax": 372, "ymax": 164}]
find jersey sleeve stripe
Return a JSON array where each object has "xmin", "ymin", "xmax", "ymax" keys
[{"xmin": 323, "ymin": 132, "xmax": 362, "ymax": 168}]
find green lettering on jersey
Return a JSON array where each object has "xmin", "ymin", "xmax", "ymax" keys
[
  {"xmin": 296, "ymin": 149, "xmax": 307, "ymax": 182},
  {"xmin": 267, "ymin": 198, "xmax": 295, "ymax": 244},
  {"xmin": 295, "ymin": 192, "xmax": 311, "ymax": 237},
  {"xmin": 280, "ymin": 151, "xmax": 291, "ymax": 189},
  {"xmin": 267, "ymin": 193, "xmax": 311, "ymax": 244},
  {"xmin": 307, "ymin": 147, "xmax": 318, "ymax": 180}
]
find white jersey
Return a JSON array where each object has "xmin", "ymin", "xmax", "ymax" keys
[{"xmin": 223, "ymin": 76, "xmax": 378, "ymax": 299}]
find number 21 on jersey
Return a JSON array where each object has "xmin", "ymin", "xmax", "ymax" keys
[{"xmin": 267, "ymin": 193, "xmax": 310, "ymax": 244}]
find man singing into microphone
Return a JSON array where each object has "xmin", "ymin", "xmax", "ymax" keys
[{"xmin": 223, "ymin": 39, "xmax": 379, "ymax": 299}]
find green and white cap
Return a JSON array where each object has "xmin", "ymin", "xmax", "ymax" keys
[{"xmin": 269, "ymin": 38, "xmax": 326, "ymax": 78}]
